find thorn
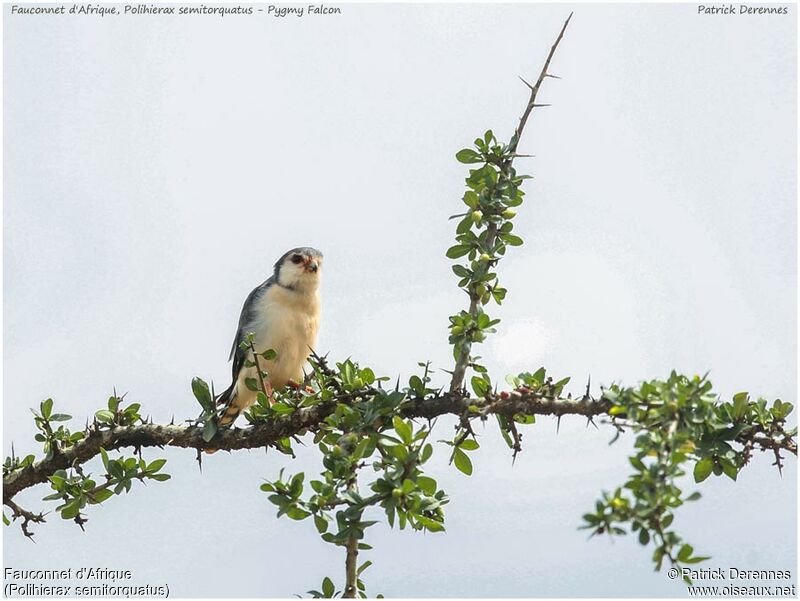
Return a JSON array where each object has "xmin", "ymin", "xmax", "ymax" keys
[
  {"xmin": 518, "ymin": 75, "xmax": 535, "ymax": 91},
  {"xmin": 531, "ymin": 103, "xmax": 551, "ymax": 108},
  {"xmin": 544, "ymin": 73, "xmax": 562, "ymax": 79},
  {"xmin": 584, "ymin": 375, "xmax": 592, "ymax": 401},
  {"xmin": 586, "ymin": 416, "xmax": 598, "ymax": 430},
  {"xmin": 556, "ymin": 415, "xmax": 562, "ymax": 434},
  {"xmin": 196, "ymin": 448, "xmax": 203, "ymax": 473}
]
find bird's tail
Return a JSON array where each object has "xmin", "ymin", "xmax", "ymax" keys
[
  {"xmin": 205, "ymin": 381, "xmax": 241, "ymax": 454},
  {"xmin": 216, "ymin": 381, "xmax": 242, "ymax": 427}
]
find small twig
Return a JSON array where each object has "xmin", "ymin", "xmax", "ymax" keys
[
  {"xmin": 247, "ymin": 339, "xmax": 270, "ymax": 399},
  {"xmin": 508, "ymin": 419, "xmax": 523, "ymax": 464},
  {"xmin": 508, "ymin": 12, "xmax": 573, "ymax": 156},
  {"xmin": 4, "ymin": 498, "xmax": 46, "ymax": 539}
]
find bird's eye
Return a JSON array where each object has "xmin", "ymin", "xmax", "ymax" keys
[{"xmin": 291, "ymin": 254, "xmax": 304, "ymax": 265}]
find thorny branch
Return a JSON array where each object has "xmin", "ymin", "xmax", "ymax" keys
[
  {"xmin": 5, "ymin": 388, "xmax": 794, "ymax": 510},
  {"xmin": 2, "ymin": 390, "xmax": 606, "ymax": 506},
  {"xmin": 449, "ymin": 13, "xmax": 572, "ymax": 393},
  {"xmin": 4, "ymin": 498, "xmax": 46, "ymax": 539}
]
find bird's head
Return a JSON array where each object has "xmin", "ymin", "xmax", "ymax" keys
[{"xmin": 274, "ymin": 247, "xmax": 324, "ymax": 293}]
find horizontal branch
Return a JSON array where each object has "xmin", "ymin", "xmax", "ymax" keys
[
  {"xmin": 3, "ymin": 390, "xmax": 607, "ymax": 503},
  {"xmin": 5, "ymin": 389, "xmax": 794, "ymax": 506}
]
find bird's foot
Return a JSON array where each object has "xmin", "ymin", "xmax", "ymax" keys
[{"xmin": 287, "ymin": 379, "xmax": 315, "ymax": 394}]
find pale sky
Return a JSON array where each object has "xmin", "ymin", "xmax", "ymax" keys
[{"xmin": 3, "ymin": 2, "xmax": 797, "ymax": 597}]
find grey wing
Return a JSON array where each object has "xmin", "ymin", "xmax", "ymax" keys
[{"xmin": 228, "ymin": 276, "xmax": 275, "ymax": 381}]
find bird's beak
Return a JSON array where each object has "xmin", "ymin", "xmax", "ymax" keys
[{"xmin": 305, "ymin": 259, "xmax": 319, "ymax": 273}]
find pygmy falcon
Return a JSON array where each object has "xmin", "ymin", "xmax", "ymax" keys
[{"xmin": 216, "ymin": 247, "xmax": 323, "ymax": 426}]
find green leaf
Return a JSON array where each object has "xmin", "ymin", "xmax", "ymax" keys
[
  {"xmin": 95, "ymin": 410, "xmax": 115, "ymax": 423},
  {"xmin": 41, "ymin": 398, "xmax": 53, "ymax": 420},
  {"xmin": 683, "ymin": 555, "xmax": 711, "ymax": 564},
  {"xmin": 420, "ymin": 443, "xmax": 433, "ymax": 463},
  {"xmin": 392, "ymin": 416, "xmax": 412, "ymax": 444},
  {"xmin": 417, "ymin": 476, "xmax": 437, "ymax": 495},
  {"xmin": 147, "ymin": 459, "xmax": 167, "ymax": 473},
  {"xmin": 471, "ymin": 376, "xmax": 489, "ymax": 397},
  {"xmin": 693, "ymin": 458, "xmax": 713, "ymax": 483},
  {"xmin": 290, "ymin": 472, "xmax": 305, "ymax": 498},
  {"xmin": 90, "ymin": 488, "xmax": 114, "ymax": 504},
  {"xmin": 678, "ymin": 544, "xmax": 694, "ymax": 562},
  {"xmin": 322, "ymin": 577, "xmax": 335, "ymax": 598},
  {"xmin": 357, "ymin": 560, "xmax": 372, "ymax": 576},
  {"xmin": 99, "ymin": 447, "xmax": 110, "ymax": 471},
  {"xmin": 456, "ymin": 148, "xmax": 482, "ymax": 164},
  {"xmin": 629, "ymin": 456, "xmax": 646, "ymax": 471},
  {"xmin": 202, "ymin": 420, "xmax": 218, "ymax": 443},
  {"xmin": 60, "ymin": 500, "xmax": 81, "ymax": 520},
  {"xmin": 361, "ymin": 367, "xmax": 375, "ymax": 385},
  {"xmin": 286, "ymin": 507, "xmax": 311, "ymax": 520},
  {"xmin": 107, "ymin": 460, "xmax": 124, "ymax": 479},
  {"xmin": 453, "ymin": 448, "xmax": 473, "ymax": 476},
  {"xmin": 191, "ymin": 377, "xmax": 213, "ymax": 410},
  {"xmin": 732, "ymin": 391, "xmax": 749, "ymax": 419},
  {"xmin": 721, "ymin": 460, "xmax": 738, "ymax": 481},
  {"xmin": 458, "ymin": 439, "xmax": 479, "ymax": 451},
  {"xmin": 446, "ymin": 244, "xmax": 471, "ymax": 259},
  {"xmin": 49, "ymin": 413, "xmax": 71, "ymax": 422},
  {"xmin": 416, "ymin": 515, "xmax": 445, "ymax": 532},
  {"xmin": 638, "ymin": 528, "xmax": 650, "ymax": 545},
  {"xmin": 500, "ymin": 233, "xmax": 524, "ymax": 246}
]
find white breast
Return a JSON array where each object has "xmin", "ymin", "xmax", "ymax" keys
[{"xmin": 250, "ymin": 284, "xmax": 320, "ymax": 388}]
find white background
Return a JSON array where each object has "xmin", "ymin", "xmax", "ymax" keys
[{"xmin": 4, "ymin": 3, "xmax": 796, "ymax": 597}]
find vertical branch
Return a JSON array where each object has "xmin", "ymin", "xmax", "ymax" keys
[
  {"xmin": 507, "ymin": 12, "xmax": 573, "ymax": 157},
  {"xmin": 343, "ymin": 519, "xmax": 360, "ymax": 598},
  {"xmin": 448, "ymin": 13, "xmax": 572, "ymax": 394},
  {"xmin": 342, "ymin": 477, "xmax": 361, "ymax": 599},
  {"xmin": 448, "ymin": 226, "xmax": 497, "ymax": 393}
]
